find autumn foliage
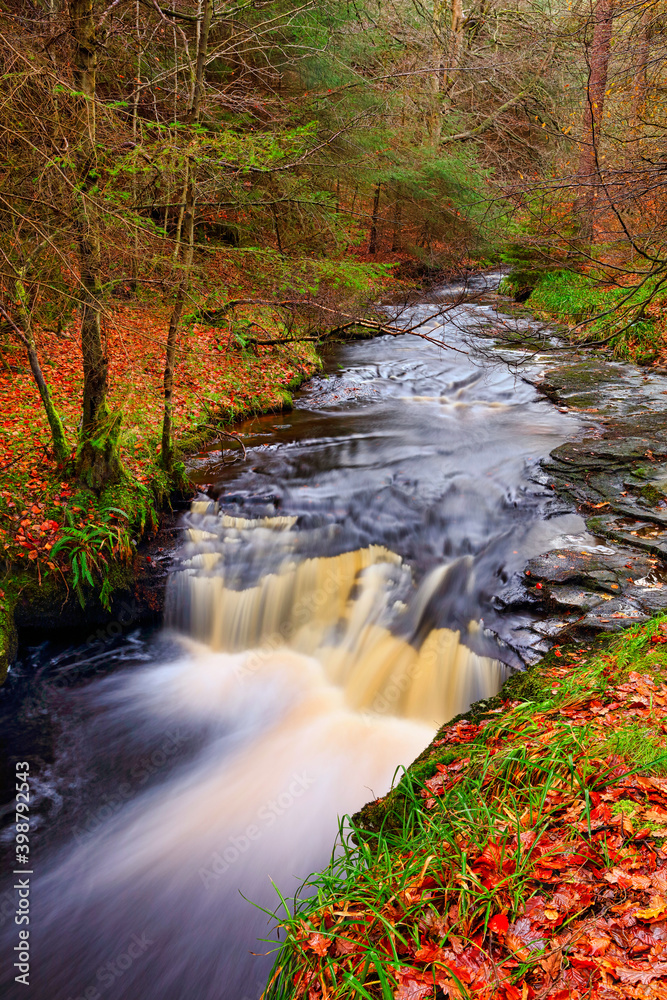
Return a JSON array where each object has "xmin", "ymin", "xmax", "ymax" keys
[{"xmin": 266, "ymin": 621, "xmax": 667, "ymax": 1000}]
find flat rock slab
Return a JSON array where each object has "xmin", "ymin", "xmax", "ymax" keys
[
  {"xmin": 538, "ymin": 360, "xmax": 667, "ymax": 422},
  {"xmin": 580, "ymin": 598, "xmax": 647, "ymax": 631},
  {"xmin": 526, "ymin": 547, "xmax": 654, "ymax": 586},
  {"xmin": 523, "ymin": 540, "xmax": 667, "ymax": 638},
  {"xmin": 552, "ymin": 438, "xmax": 664, "ymax": 467}
]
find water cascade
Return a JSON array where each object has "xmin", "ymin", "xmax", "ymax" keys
[{"xmin": 0, "ymin": 281, "xmax": 587, "ymax": 1000}]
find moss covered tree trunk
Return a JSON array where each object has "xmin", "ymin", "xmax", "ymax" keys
[{"xmin": 69, "ymin": 0, "xmax": 121, "ymax": 488}]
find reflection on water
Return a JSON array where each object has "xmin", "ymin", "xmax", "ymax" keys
[{"xmin": 0, "ymin": 282, "xmax": 587, "ymax": 999}]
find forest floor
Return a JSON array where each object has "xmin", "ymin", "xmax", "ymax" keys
[{"xmin": 266, "ymin": 616, "xmax": 667, "ymax": 1000}]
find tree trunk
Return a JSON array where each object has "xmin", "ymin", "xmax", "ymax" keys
[
  {"xmin": 444, "ymin": 0, "xmax": 463, "ymax": 96},
  {"xmin": 368, "ymin": 181, "xmax": 382, "ymax": 255},
  {"xmin": 0, "ymin": 278, "xmax": 68, "ymax": 465},
  {"xmin": 173, "ymin": 158, "xmax": 189, "ymax": 261},
  {"xmin": 130, "ymin": 0, "xmax": 142, "ymax": 291},
  {"xmin": 391, "ymin": 186, "xmax": 403, "ymax": 252},
  {"xmin": 573, "ymin": 0, "xmax": 614, "ymax": 247},
  {"xmin": 161, "ymin": 0, "xmax": 213, "ymax": 473},
  {"xmin": 69, "ymin": 0, "xmax": 121, "ymax": 488}
]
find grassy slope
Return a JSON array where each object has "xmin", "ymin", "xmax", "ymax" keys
[
  {"xmin": 502, "ymin": 269, "xmax": 667, "ymax": 365},
  {"xmin": 265, "ymin": 616, "xmax": 667, "ymax": 1000}
]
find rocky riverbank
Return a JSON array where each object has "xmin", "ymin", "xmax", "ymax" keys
[
  {"xmin": 263, "ymin": 341, "xmax": 667, "ymax": 1000},
  {"xmin": 479, "ymin": 308, "xmax": 667, "ymax": 649}
]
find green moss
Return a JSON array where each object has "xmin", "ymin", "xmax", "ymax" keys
[
  {"xmin": 0, "ymin": 592, "xmax": 17, "ymax": 683},
  {"xmin": 641, "ymin": 483, "xmax": 666, "ymax": 506}
]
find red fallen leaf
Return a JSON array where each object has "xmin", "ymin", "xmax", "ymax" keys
[
  {"xmin": 604, "ymin": 868, "xmax": 651, "ymax": 890},
  {"xmin": 394, "ymin": 968, "xmax": 434, "ymax": 1000},
  {"xmin": 333, "ymin": 935, "xmax": 359, "ymax": 957},
  {"xmin": 533, "ymin": 867, "xmax": 560, "ymax": 881},
  {"xmin": 569, "ymin": 955, "xmax": 598, "ymax": 969},
  {"xmin": 434, "ymin": 961, "xmax": 474, "ymax": 989},
  {"xmin": 612, "ymin": 960, "xmax": 667, "ymax": 984},
  {"xmin": 588, "ymin": 935, "xmax": 611, "ymax": 955},
  {"xmin": 488, "ymin": 913, "xmax": 509, "ymax": 935},
  {"xmin": 506, "ymin": 916, "xmax": 546, "ymax": 960},
  {"xmin": 413, "ymin": 943, "xmax": 446, "ymax": 962},
  {"xmin": 305, "ymin": 932, "xmax": 331, "ymax": 956}
]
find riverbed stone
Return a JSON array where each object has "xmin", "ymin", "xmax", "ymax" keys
[
  {"xmin": 513, "ymin": 350, "xmax": 667, "ymax": 636},
  {"xmin": 542, "ymin": 584, "xmax": 606, "ymax": 611},
  {"xmin": 579, "ymin": 598, "xmax": 647, "ymax": 631}
]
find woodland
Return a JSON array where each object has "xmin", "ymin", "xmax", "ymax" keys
[
  {"xmin": 3, "ymin": 3, "xmax": 667, "ymax": 999},
  {"xmin": 2, "ymin": 0, "xmax": 665, "ymax": 496}
]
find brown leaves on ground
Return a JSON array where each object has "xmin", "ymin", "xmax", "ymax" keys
[
  {"xmin": 0, "ymin": 302, "xmax": 317, "ymax": 584},
  {"xmin": 287, "ymin": 670, "xmax": 667, "ymax": 1000}
]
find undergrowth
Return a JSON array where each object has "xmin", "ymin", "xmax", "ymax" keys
[
  {"xmin": 523, "ymin": 270, "xmax": 665, "ymax": 364},
  {"xmin": 262, "ymin": 615, "xmax": 667, "ymax": 1000}
]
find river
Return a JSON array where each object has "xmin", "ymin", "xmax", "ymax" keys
[{"xmin": 1, "ymin": 276, "xmax": 591, "ymax": 999}]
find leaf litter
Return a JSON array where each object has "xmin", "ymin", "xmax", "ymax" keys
[{"xmin": 265, "ymin": 619, "xmax": 667, "ymax": 1000}]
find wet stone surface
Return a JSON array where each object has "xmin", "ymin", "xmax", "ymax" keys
[{"xmin": 517, "ymin": 353, "xmax": 667, "ymax": 639}]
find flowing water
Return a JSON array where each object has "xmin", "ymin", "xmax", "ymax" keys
[{"xmin": 1, "ymin": 278, "xmax": 590, "ymax": 999}]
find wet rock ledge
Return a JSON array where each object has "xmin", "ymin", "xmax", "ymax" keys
[{"xmin": 516, "ymin": 358, "xmax": 667, "ymax": 640}]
